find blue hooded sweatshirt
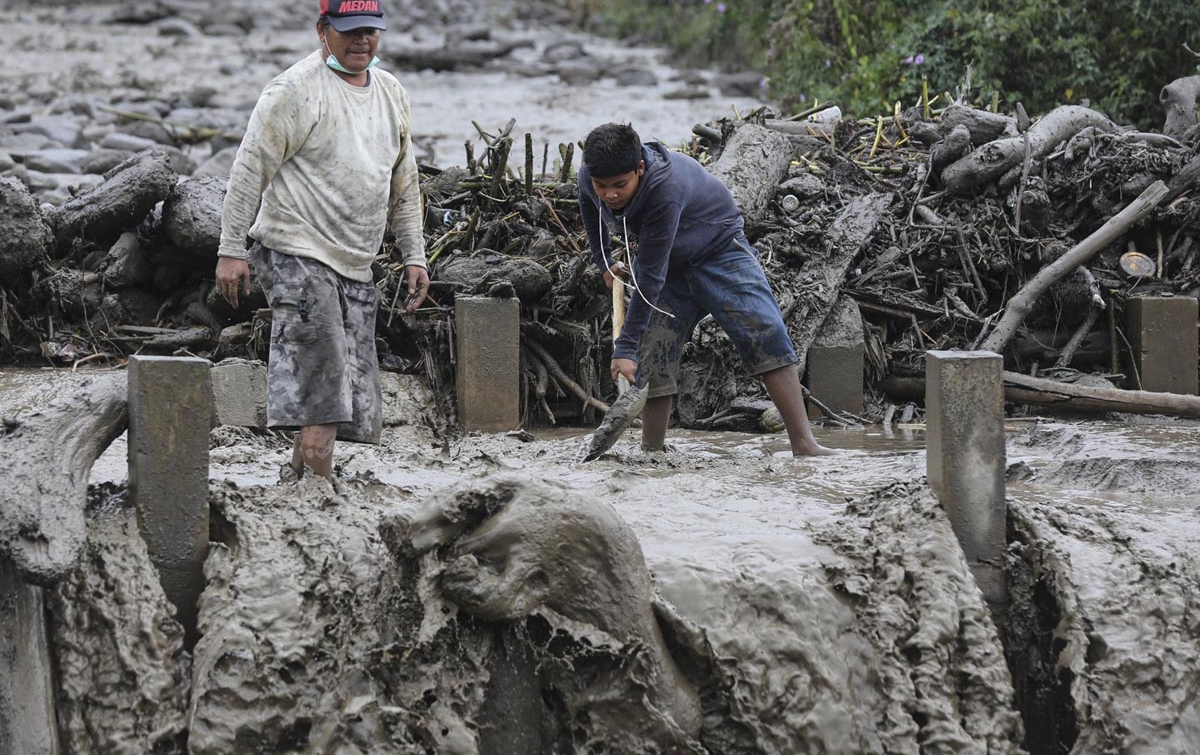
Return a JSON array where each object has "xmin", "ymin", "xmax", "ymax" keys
[{"xmin": 578, "ymin": 142, "xmax": 744, "ymax": 362}]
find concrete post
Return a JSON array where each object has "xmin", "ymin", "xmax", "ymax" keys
[
  {"xmin": 806, "ymin": 296, "xmax": 865, "ymax": 420},
  {"xmin": 925, "ymin": 350, "xmax": 1008, "ymax": 615},
  {"xmin": 1126, "ymin": 295, "xmax": 1198, "ymax": 394},
  {"xmin": 0, "ymin": 558, "xmax": 61, "ymax": 755},
  {"xmin": 127, "ymin": 356, "xmax": 211, "ymax": 641},
  {"xmin": 210, "ymin": 358, "xmax": 268, "ymax": 428},
  {"xmin": 455, "ymin": 296, "xmax": 521, "ymax": 431}
]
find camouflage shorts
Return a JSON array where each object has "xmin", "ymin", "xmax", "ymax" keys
[{"xmin": 250, "ymin": 243, "xmax": 382, "ymax": 444}]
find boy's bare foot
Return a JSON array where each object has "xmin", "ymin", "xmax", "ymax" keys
[{"xmin": 793, "ymin": 442, "xmax": 837, "ymax": 457}]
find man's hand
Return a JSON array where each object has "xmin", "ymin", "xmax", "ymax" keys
[
  {"xmin": 216, "ymin": 256, "xmax": 251, "ymax": 309},
  {"xmin": 602, "ymin": 262, "xmax": 630, "ymax": 291},
  {"xmin": 403, "ymin": 265, "xmax": 430, "ymax": 313},
  {"xmin": 611, "ymin": 357, "xmax": 637, "ymax": 386}
]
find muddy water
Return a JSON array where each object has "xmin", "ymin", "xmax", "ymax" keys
[{"xmin": 5, "ymin": 367, "xmax": 1199, "ymax": 753}]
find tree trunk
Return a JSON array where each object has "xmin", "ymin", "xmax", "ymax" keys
[
  {"xmin": 791, "ymin": 192, "xmax": 893, "ymax": 374},
  {"xmin": 0, "ymin": 374, "xmax": 128, "ymax": 584},
  {"xmin": 937, "ymin": 104, "xmax": 1018, "ymax": 145},
  {"xmin": 46, "ymin": 150, "xmax": 176, "ymax": 253},
  {"xmin": 708, "ymin": 123, "xmax": 794, "ymax": 228},
  {"xmin": 883, "ymin": 370, "xmax": 1200, "ymax": 419},
  {"xmin": 940, "ymin": 105, "xmax": 1118, "ymax": 194}
]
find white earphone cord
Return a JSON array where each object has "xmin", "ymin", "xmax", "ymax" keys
[{"xmin": 599, "ymin": 212, "xmax": 675, "ymax": 319}]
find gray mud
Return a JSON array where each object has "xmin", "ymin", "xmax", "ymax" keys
[{"xmin": 13, "ymin": 365, "xmax": 1193, "ymax": 754}]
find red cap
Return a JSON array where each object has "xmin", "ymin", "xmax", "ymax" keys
[{"xmin": 318, "ymin": 0, "xmax": 387, "ymax": 32}]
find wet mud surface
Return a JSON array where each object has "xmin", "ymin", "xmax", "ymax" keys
[{"xmin": 3, "ymin": 367, "xmax": 1197, "ymax": 753}]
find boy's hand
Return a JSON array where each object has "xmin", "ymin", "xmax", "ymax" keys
[
  {"xmin": 603, "ymin": 262, "xmax": 630, "ymax": 290},
  {"xmin": 611, "ymin": 357, "xmax": 637, "ymax": 386}
]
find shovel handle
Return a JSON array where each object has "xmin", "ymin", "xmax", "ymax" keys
[{"xmin": 612, "ymin": 278, "xmax": 630, "ymax": 393}]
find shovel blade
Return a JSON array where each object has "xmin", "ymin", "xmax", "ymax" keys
[{"xmin": 580, "ymin": 383, "xmax": 648, "ymax": 462}]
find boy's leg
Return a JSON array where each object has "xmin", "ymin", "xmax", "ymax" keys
[
  {"xmin": 689, "ymin": 238, "xmax": 833, "ymax": 456},
  {"xmin": 641, "ymin": 395, "xmax": 674, "ymax": 452},
  {"xmin": 292, "ymin": 423, "xmax": 338, "ymax": 477},
  {"xmin": 634, "ymin": 278, "xmax": 700, "ymax": 453},
  {"xmin": 759, "ymin": 366, "xmax": 834, "ymax": 457}
]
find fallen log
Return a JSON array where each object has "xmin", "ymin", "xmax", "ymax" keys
[
  {"xmin": 791, "ymin": 192, "xmax": 894, "ymax": 374},
  {"xmin": 883, "ymin": 370, "xmax": 1200, "ymax": 419},
  {"xmin": 46, "ymin": 149, "xmax": 177, "ymax": 253},
  {"xmin": 979, "ymin": 179, "xmax": 1169, "ymax": 353},
  {"xmin": 159, "ymin": 175, "xmax": 224, "ymax": 262},
  {"xmin": 0, "ymin": 177, "xmax": 55, "ymax": 280},
  {"xmin": 940, "ymin": 105, "xmax": 1118, "ymax": 194},
  {"xmin": 708, "ymin": 123, "xmax": 794, "ymax": 229},
  {"xmin": 937, "ymin": 104, "xmax": 1018, "ymax": 146},
  {"xmin": 0, "ymin": 373, "xmax": 128, "ymax": 584}
]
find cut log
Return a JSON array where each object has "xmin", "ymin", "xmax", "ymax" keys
[
  {"xmin": 0, "ymin": 177, "xmax": 54, "ymax": 280},
  {"xmin": 708, "ymin": 123, "xmax": 794, "ymax": 228},
  {"xmin": 46, "ymin": 149, "xmax": 176, "ymax": 253},
  {"xmin": 884, "ymin": 370, "xmax": 1200, "ymax": 418},
  {"xmin": 790, "ymin": 192, "xmax": 893, "ymax": 374},
  {"xmin": 980, "ymin": 179, "xmax": 1169, "ymax": 353},
  {"xmin": 0, "ymin": 373, "xmax": 128, "ymax": 585},
  {"xmin": 159, "ymin": 175, "xmax": 225, "ymax": 263},
  {"xmin": 937, "ymin": 104, "xmax": 1018, "ymax": 146},
  {"xmin": 435, "ymin": 253, "xmax": 553, "ymax": 303},
  {"xmin": 1160, "ymin": 75, "xmax": 1200, "ymax": 139},
  {"xmin": 940, "ymin": 105, "xmax": 1118, "ymax": 194},
  {"xmin": 931, "ymin": 124, "xmax": 972, "ymax": 173}
]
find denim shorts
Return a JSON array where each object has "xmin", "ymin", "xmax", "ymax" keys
[
  {"xmin": 637, "ymin": 237, "xmax": 797, "ymax": 399},
  {"xmin": 250, "ymin": 243, "xmax": 382, "ymax": 443}
]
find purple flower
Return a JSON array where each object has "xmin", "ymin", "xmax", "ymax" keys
[
  {"xmin": 905, "ymin": 54, "xmax": 926, "ymax": 65},
  {"xmin": 716, "ymin": 2, "xmax": 726, "ymax": 11}
]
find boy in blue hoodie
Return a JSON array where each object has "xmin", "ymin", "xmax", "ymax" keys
[{"xmin": 579, "ymin": 122, "xmax": 833, "ymax": 456}]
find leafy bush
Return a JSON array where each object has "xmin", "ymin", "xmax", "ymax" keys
[{"xmin": 576, "ymin": 0, "xmax": 1200, "ymax": 130}]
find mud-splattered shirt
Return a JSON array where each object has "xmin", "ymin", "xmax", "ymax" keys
[{"xmin": 218, "ymin": 51, "xmax": 425, "ymax": 282}]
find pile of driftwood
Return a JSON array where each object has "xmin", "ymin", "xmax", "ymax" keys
[{"xmin": 2, "ymin": 82, "xmax": 1199, "ymax": 431}]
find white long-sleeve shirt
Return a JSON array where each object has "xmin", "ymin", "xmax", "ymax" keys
[{"xmin": 218, "ymin": 51, "xmax": 426, "ymax": 282}]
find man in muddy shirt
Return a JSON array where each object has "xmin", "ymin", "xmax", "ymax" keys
[
  {"xmin": 578, "ymin": 122, "xmax": 832, "ymax": 457},
  {"xmin": 215, "ymin": 0, "xmax": 428, "ymax": 479}
]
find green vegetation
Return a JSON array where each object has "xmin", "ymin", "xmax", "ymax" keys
[{"xmin": 574, "ymin": 0, "xmax": 1200, "ymax": 130}]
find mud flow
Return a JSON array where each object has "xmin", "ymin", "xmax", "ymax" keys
[{"xmin": 4, "ymin": 369, "xmax": 1196, "ymax": 755}]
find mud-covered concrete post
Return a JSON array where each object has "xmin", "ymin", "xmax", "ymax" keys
[
  {"xmin": 1125, "ymin": 295, "xmax": 1199, "ymax": 394},
  {"xmin": 0, "ymin": 558, "xmax": 61, "ymax": 755},
  {"xmin": 127, "ymin": 356, "xmax": 211, "ymax": 641},
  {"xmin": 806, "ymin": 295, "xmax": 865, "ymax": 419},
  {"xmin": 925, "ymin": 350, "xmax": 1008, "ymax": 616},
  {"xmin": 455, "ymin": 296, "xmax": 520, "ymax": 431}
]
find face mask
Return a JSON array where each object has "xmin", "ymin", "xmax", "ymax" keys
[{"xmin": 322, "ymin": 36, "xmax": 380, "ymax": 75}]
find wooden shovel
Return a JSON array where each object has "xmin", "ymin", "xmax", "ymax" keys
[
  {"xmin": 612, "ymin": 278, "xmax": 630, "ymax": 394},
  {"xmin": 579, "ymin": 278, "xmax": 647, "ymax": 461}
]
